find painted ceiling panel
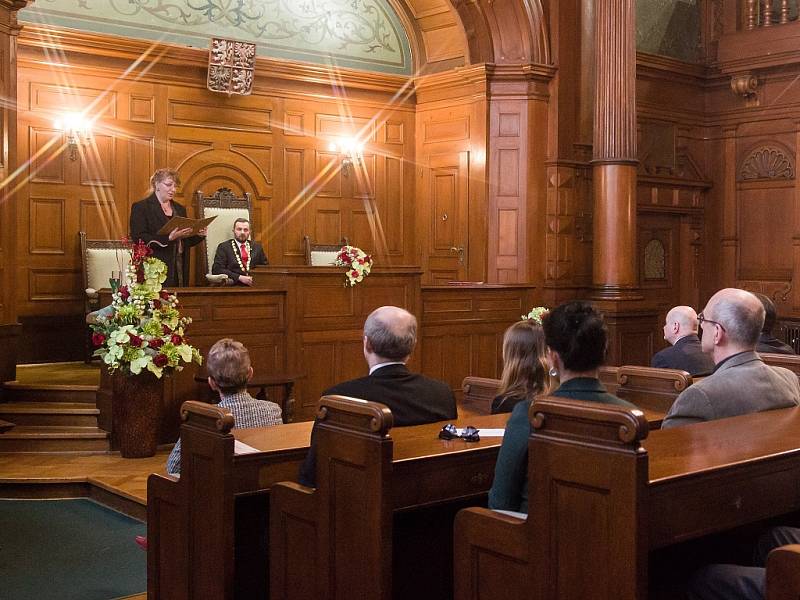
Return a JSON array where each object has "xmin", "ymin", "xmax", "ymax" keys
[{"xmin": 20, "ymin": 0, "xmax": 413, "ymax": 75}]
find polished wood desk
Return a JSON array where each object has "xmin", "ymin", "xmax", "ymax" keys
[{"xmin": 454, "ymin": 401, "xmax": 800, "ymax": 600}]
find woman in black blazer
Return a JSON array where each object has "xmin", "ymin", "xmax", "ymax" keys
[{"xmin": 129, "ymin": 168, "xmax": 204, "ymax": 287}]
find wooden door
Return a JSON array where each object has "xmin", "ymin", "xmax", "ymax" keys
[
  {"xmin": 638, "ymin": 212, "xmax": 682, "ymax": 352},
  {"xmin": 425, "ymin": 152, "xmax": 469, "ymax": 283}
]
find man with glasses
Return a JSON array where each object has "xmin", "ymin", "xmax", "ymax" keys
[
  {"xmin": 661, "ymin": 288, "xmax": 800, "ymax": 429},
  {"xmin": 651, "ymin": 305, "xmax": 714, "ymax": 376}
]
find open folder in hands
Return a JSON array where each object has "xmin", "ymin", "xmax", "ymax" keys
[{"xmin": 156, "ymin": 215, "xmax": 216, "ymax": 236}]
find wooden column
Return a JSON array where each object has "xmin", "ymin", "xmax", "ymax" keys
[
  {"xmin": 591, "ymin": 0, "xmax": 639, "ymax": 300},
  {"xmin": 0, "ymin": 1, "xmax": 25, "ymax": 382}
]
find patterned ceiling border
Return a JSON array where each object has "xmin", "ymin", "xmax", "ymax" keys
[{"xmin": 20, "ymin": 0, "xmax": 413, "ymax": 75}]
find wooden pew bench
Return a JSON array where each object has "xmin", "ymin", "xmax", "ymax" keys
[
  {"xmin": 454, "ymin": 400, "xmax": 800, "ymax": 600},
  {"xmin": 146, "ymin": 401, "xmax": 312, "ymax": 600},
  {"xmin": 762, "ymin": 352, "xmax": 800, "ymax": 379},
  {"xmin": 269, "ymin": 396, "xmax": 511, "ymax": 600},
  {"xmin": 461, "ymin": 365, "xmax": 671, "ymax": 427}
]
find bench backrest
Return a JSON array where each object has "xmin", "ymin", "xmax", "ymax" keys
[
  {"xmin": 270, "ymin": 396, "xmax": 394, "ymax": 600},
  {"xmin": 614, "ymin": 365, "xmax": 692, "ymax": 413},
  {"xmin": 461, "ymin": 376, "xmax": 500, "ymax": 415}
]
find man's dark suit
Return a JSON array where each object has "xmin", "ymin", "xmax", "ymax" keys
[
  {"xmin": 651, "ymin": 334, "xmax": 715, "ymax": 376},
  {"xmin": 211, "ymin": 239, "xmax": 268, "ymax": 284},
  {"xmin": 298, "ymin": 363, "xmax": 457, "ymax": 486},
  {"xmin": 756, "ymin": 333, "xmax": 796, "ymax": 355},
  {"xmin": 130, "ymin": 193, "xmax": 203, "ymax": 287}
]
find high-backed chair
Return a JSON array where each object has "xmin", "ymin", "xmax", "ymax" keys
[
  {"xmin": 303, "ymin": 235, "xmax": 348, "ymax": 266},
  {"xmin": 196, "ymin": 187, "xmax": 252, "ymax": 285},
  {"xmin": 80, "ymin": 232, "xmax": 130, "ymax": 359}
]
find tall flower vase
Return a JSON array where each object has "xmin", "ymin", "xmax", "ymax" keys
[{"xmin": 112, "ymin": 371, "xmax": 163, "ymax": 458}]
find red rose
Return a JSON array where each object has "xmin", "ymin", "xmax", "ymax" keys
[
  {"xmin": 129, "ymin": 334, "xmax": 142, "ymax": 347},
  {"xmin": 351, "ymin": 269, "xmax": 359, "ymax": 277},
  {"xmin": 154, "ymin": 354, "xmax": 168, "ymax": 367},
  {"xmin": 159, "ymin": 290, "xmax": 170, "ymax": 300},
  {"xmin": 149, "ymin": 338, "xmax": 164, "ymax": 349},
  {"xmin": 119, "ymin": 286, "xmax": 130, "ymax": 300},
  {"xmin": 91, "ymin": 332, "xmax": 106, "ymax": 347},
  {"xmin": 136, "ymin": 266, "xmax": 145, "ymax": 283},
  {"xmin": 171, "ymin": 334, "xmax": 183, "ymax": 345},
  {"xmin": 152, "ymin": 299, "xmax": 162, "ymax": 309},
  {"xmin": 162, "ymin": 324, "xmax": 172, "ymax": 335}
]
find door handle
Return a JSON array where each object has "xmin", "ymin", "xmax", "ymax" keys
[{"xmin": 450, "ymin": 246, "xmax": 465, "ymax": 264}]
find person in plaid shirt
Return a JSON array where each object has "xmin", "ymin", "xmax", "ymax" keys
[{"xmin": 166, "ymin": 338, "xmax": 282, "ymax": 475}]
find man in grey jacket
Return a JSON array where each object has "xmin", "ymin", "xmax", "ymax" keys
[{"xmin": 661, "ymin": 288, "xmax": 800, "ymax": 429}]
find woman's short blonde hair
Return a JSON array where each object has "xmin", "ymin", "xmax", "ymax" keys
[
  {"xmin": 150, "ymin": 168, "xmax": 180, "ymax": 191},
  {"xmin": 207, "ymin": 338, "xmax": 250, "ymax": 394}
]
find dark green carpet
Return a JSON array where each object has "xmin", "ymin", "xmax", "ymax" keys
[{"xmin": 0, "ymin": 498, "xmax": 146, "ymax": 600}]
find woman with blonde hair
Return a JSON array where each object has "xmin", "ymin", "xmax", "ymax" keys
[
  {"xmin": 129, "ymin": 168, "xmax": 205, "ymax": 287},
  {"xmin": 492, "ymin": 319, "xmax": 549, "ymax": 414}
]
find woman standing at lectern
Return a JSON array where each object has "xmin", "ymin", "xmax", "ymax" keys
[{"xmin": 129, "ymin": 168, "xmax": 205, "ymax": 287}]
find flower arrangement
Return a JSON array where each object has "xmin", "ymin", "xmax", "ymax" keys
[
  {"xmin": 522, "ymin": 306, "xmax": 548, "ymax": 324},
  {"xmin": 334, "ymin": 245, "xmax": 374, "ymax": 286},
  {"xmin": 90, "ymin": 240, "xmax": 203, "ymax": 378}
]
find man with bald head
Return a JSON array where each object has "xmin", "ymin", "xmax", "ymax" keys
[
  {"xmin": 651, "ymin": 306, "xmax": 714, "ymax": 375},
  {"xmin": 662, "ymin": 288, "xmax": 800, "ymax": 429},
  {"xmin": 298, "ymin": 305, "xmax": 457, "ymax": 486}
]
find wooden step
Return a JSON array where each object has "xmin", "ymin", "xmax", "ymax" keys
[
  {"xmin": 1, "ymin": 382, "xmax": 99, "ymax": 404},
  {"xmin": 0, "ymin": 426, "xmax": 110, "ymax": 453},
  {"xmin": 0, "ymin": 402, "xmax": 100, "ymax": 427}
]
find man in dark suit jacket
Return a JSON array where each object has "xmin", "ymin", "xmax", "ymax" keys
[
  {"xmin": 651, "ymin": 306, "xmax": 714, "ymax": 376},
  {"xmin": 298, "ymin": 305, "xmax": 457, "ymax": 487},
  {"xmin": 754, "ymin": 292, "xmax": 796, "ymax": 355},
  {"xmin": 211, "ymin": 218, "xmax": 268, "ymax": 286},
  {"xmin": 662, "ymin": 288, "xmax": 800, "ymax": 429}
]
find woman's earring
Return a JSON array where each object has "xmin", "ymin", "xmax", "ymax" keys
[{"xmin": 549, "ymin": 367, "xmax": 558, "ymax": 378}]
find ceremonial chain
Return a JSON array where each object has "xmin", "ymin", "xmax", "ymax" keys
[{"xmin": 232, "ymin": 239, "xmax": 251, "ymax": 273}]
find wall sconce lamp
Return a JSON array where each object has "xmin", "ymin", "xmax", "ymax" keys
[
  {"xmin": 328, "ymin": 137, "xmax": 365, "ymax": 177},
  {"xmin": 54, "ymin": 112, "xmax": 92, "ymax": 161}
]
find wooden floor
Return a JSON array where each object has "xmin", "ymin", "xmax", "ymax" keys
[{"xmin": 0, "ymin": 449, "xmax": 169, "ymax": 505}]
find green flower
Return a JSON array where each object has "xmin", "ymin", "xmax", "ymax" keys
[{"xmin": 522, "ymin": 306, "xmax": 548, "ymax": 325}]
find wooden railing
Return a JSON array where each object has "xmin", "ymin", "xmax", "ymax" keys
[{"xmin": 745, "ymin": 0, "xmax": 797, "ymax": 29}]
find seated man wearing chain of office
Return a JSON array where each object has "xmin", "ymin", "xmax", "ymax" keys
[{"xmin": 211, "ymin": 218, "xmax": 268, "ymax": 286}]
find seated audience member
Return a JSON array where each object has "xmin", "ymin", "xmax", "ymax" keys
[
  {"xmin": 688, "ymin": 526, "xmax": 800, "ymax": 600},
  {"xmin": 165, "ymin": 338, "xmax": 282, "ymax": 475},
  {"xmin": 651, "ymin": 305, "xmax": 714, "ymax": 376},
  {"xmin": 492, "ymin": 319, "xmax": 550, "ymax": 414},
  {"xmin": 211, "ymin": 218, "xmax": 268, "ymax": 286},
  {"xmin": 661, "ymin": 288, "xmax": 800, "ymax": 429},
  {"xmin": 298, "ymin": 305, "xmax": 456, "ymax": 487},
  {"xmin": 488, "ymin": 301, "xmax": 635, "ymax": 514},
  {"xmin": 754, "ymin": 292, "xmax": 796, "ymax": 355}
]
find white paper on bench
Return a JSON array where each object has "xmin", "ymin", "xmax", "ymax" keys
[
  {"xmin": 457, "ymin": 428, "xmax": 505, "ymax": 437},
  {"xmin": 234, "ymin": 440, "xmax": 261, "ymax": 455}
]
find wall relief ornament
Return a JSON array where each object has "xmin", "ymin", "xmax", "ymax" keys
[
  {"xmin": 207, "ymin": 37, "xmax": 255, "ymax": 96},
  {"xmin": 739, "ymin": 146, "xmax": 795, "ymax": 181}
]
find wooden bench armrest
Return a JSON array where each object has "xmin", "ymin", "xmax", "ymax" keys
[
  {"xmin": 767, "ymin": 544, "xmax": 800, "ymax": 600},
  {"xmin": 454, "ymin": 507, "xmax": 529, "ymax": 600},
  {"xmin": 147, "ymin": 472, "xmax": 189, "ymax": 600}
]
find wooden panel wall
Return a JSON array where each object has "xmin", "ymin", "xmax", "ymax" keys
[
  {"xmin": 420, "ymin": 285, "xmax": 536, "ymax": 394},
  {"xmin": 14, "ymin": 30, "xmax": 416, "ymax": 322},
  {"xmin": 415, "ymin": 67, "xmax": 488, "ymax": 284}
]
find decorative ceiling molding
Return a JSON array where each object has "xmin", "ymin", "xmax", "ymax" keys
[{"xmin": 19, "ymin": 0, "xmax": 413, "ymax": 75}]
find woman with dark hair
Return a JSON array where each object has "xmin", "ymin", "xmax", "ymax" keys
[
  {"xmin": 488, "ymin": 301, "xmax": 635, "ymax": 513},
  {"xmin": 492, "ymin": 320, "xmax": 550, "ymax": 414},
  {"xmin": 129, "ymin": 168, "xmax": 205, "ymax": 287}
]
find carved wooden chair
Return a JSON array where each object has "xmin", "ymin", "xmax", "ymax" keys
[
  {"xmin": 195, "ymin": 188, "xmax": 253, "ymax": 285},
  {"xmin": 302, "ymin": 235, "xmax": 349, "ymax": 266},
  {"xmin": 79, "ymin": 232, "xmax": 130, "ymax": 360}
]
